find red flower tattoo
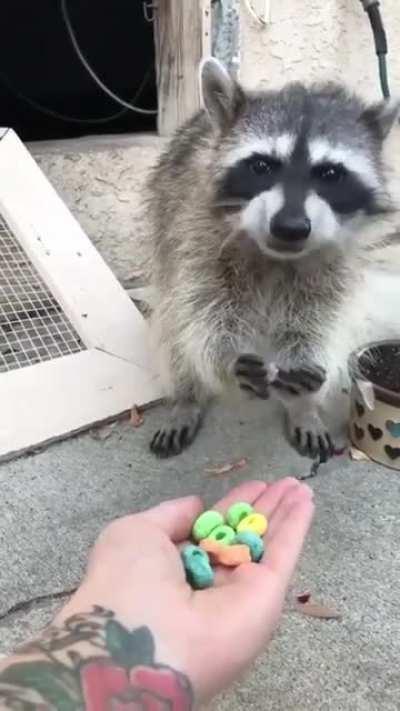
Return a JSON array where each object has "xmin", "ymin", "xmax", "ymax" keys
[{"xmin": 81, "ymin": 659, "xmax": 193, "ymax": 711}]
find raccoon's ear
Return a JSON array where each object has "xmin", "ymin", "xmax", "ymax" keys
[
  {"xmin": 360, "ymin": 97, "xmax": 400, "ymax": 141},
  {"xmin": 200, "ymin": 58, "xmax": 245, "ymax": 131}
]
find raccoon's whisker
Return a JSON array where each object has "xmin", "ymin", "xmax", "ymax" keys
[
  {"xmin": 213, "ymin": 199, "xmax": 247, "ymax": 211},
  {"xmin": 365, "ymin": 232, "xmax": 400, "ymax": 250},
  {"xmin": 218, "ymin": 229, "xmax": 245, "ymax": 258}
]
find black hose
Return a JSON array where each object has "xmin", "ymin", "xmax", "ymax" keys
[
  {"xmin": 0, "ymin": 66, "xmax": 153, "ymax": 125},
  {"xmin": 359, "ymin": 0, "xmax": 390, "ymax": 98},
  {"xmin": 378, "ymin": 54, "xmax": 390, "ymax": 100}
]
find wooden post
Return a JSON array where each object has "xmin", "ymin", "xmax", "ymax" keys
[{"xmin": 153, "ymin": 1, "xmax": 211, "ymax": 136}]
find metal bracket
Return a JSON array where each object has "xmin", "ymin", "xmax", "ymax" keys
[{"xmin": 143, "ymin": 1, "xmax": 158, "ymax": 23}]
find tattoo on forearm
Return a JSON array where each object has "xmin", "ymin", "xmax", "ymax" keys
[{"xmin": 0, "ymin": 606, "xmax": 193, "ymax": 710}]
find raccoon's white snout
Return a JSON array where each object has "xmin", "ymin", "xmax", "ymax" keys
[
  {"xmin": 240, "ymin": 186, "xmax": 309, "ymax": 259},
  {"xmin": 240, "ymin": 187, "xmax": 343, "ymax": 260},
  {"xmin": 304, "ymin": 193, "xmax": 340, "ymax": 244},
  {"xmin": 239, "ymin": 186, "xmax": 283, "ymax": 251}
]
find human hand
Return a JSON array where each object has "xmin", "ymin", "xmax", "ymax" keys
[{"xmin": 57, "ymin": 478, "xmax": 314, "ymax": 703}]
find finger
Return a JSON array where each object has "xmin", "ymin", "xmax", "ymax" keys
[
  {"xmin": 144, "ymin": 496, "xmax": 204, "ymax": 542},
  {"xmin": 211, "ymin": 478, "xmax": 300, "ymax": 587},
  {"xmin": 212, "ymin": 487, "xmax": 314, "ymax": 596},
  {"xmin": 213, "ymin": 480, "xmax": 268, "ymax": 514},
  {"xmin": 251, "ymin": 477, "xmax": 303, "ymax": 523},
  {"xmin": 263, "ymin": 481, "xmax": 313, "ymax": 541},
  {"xmin": 264, "ymin": 490, "xmax": 315, "ymax": 586},
  {"xmin": 212, "ymin": 480, "xmax": 311, "ymax": 587}
]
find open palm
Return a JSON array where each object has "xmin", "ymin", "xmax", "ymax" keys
[{"xmin": 58, "ymin": 478, "xmax": 314, "ymax": 704}]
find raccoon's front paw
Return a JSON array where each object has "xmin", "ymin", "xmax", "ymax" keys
[
  {"xmin": 269, "ymin": 364, "xmax": 326, "ymax": 397},
  {"xmin": 234, "ymin": 353, "xmax": 269, "ymax": 399},
  {"xmin": 286, "ymin": 410, "xmax": 334, "ymax": 462},
  {"xmin": 150, "ymin": 403, "xmax": 204, "ymax": 458}
]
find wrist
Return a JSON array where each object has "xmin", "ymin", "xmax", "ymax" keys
[{"xmin": 0, "ymin": 605, "xmax": 195, "ymax": 710}]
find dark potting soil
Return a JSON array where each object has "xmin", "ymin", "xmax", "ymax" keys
[{"xmin": 359, "ymin": 342, "xmax": 400, "ymax": 392}]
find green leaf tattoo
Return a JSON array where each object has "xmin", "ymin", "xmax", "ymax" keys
[
  {"xmin": 105, "ymin": 620, "xmax": 155, "ymax": 668},
  {"xmin": 1, "ymin": 661, "xmax": 82, "ymax": 710}
]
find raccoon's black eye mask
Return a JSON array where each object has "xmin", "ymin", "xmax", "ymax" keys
[
  {"xmin": 311, "ymin": 162, "xmax": 347, "ymax": 183},
  {"xmin": 215, "ymin": 152, "xmax": 379, "ymax": 217},
  {"xmin": 311, "ymin": 161, "xmax": 378, "ymax": 215},
  {"xmin": 246, "ymin": 154, "xmax": 282, "ymax": 177},
  {"xmin": 215, "ymin": 152, "xmax": 281, "ymax": 204}
]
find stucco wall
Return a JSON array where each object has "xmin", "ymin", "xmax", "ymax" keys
[
  {"xmin": 31, "ymin": 134, "xmax": 167, "ymax": 285},
  {"xmin": 239, "ymin": 0, "xmax": 400, "ymax": 99}
]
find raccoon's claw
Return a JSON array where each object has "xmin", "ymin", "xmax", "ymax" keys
[
  {"xmin": 234, "ymin": 353, "xmax": 269, "ymax": 399},
  {"xmin": 287, "ymin": 412, "xmax": 334, "ymax": 462},
  {"xmin": 270, "ymin": 364, "xmax": 326, "ymax": 396},
  {"xmin": 150, "ymin": 403, "xmax": 203, "ymax": 458}
]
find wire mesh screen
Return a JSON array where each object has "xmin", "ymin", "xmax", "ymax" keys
[{"xmin": 0, "ymin": 214, "xmax": 85, "ymax": 373}]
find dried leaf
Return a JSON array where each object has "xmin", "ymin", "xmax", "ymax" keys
[
  {"xmin": 296, "ymin": 591, "xmax": 311, "ymax": 604},
  {"xmin": 130, "ymin": 405, "xmax": 144, "ymax": 428},
  {"xmin": 126, "ymin": 269, "xmax": 145, "ymax": 282},
  {"xmin": 90, "ymin": 423, "xmax": 116, "ymax": 441},
  {"xmin": 139, "ymin": 397, "xmax": 165, "ymax": 413},
  {"xmin": 296, "ymin": 600, "xmax": 342, "ymax": 620},
  {"xmin": 205, "ymin": 457, "xmax": 248, "ymax": 477},
  {"xmin": 349, "ymin": 446, "xmax": 371, "ymax": 462}
]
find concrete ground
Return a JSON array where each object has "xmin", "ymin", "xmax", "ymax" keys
[
  {"xmin": 2, "ymin": 133, "xmax": 400, "ymax": 708},
  {"xmin": 1, "ymin": 396, "xmax": 400, "ymax": 710}
]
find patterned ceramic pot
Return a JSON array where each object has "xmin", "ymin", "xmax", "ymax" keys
[{"xmin": 349, "ymin": 341, "xmax": 400, "ymax": 470}]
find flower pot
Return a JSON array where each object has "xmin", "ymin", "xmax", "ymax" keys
[{"xmin": 349, "ymin": 340, "xmax": 400, "ymax": 470}]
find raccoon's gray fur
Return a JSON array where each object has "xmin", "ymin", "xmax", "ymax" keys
[{"xmin": 144, "ymin": 58, "xmax": 400, "ymax": 460}]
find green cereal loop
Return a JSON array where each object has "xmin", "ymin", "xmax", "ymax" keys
[
  {"xmin": 181, "ymin": 544, "xmax": 214, "ymax": 590},
  {"xmin": 207, "ymin": 524, "xmax": 236, "ymax": 545},
  {"xmin": 192, "ymin": 510, "xmax": 224, "ymax": 541},
  {"xmin": 226, "ymin": 501, "xmax": 254, "ymax": 530},
  {"xmin": 234, "ymin": 531, "xmax": 265, "ymax": 562}
]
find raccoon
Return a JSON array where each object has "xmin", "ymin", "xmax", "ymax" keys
[{"xmin": 144, "ymin": 58, "xmax": 400, "ymax": 461}]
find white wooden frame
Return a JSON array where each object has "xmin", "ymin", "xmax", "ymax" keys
[{"xmin": 0, "ymin": 129, "xmax": 162, "ymax": 460}]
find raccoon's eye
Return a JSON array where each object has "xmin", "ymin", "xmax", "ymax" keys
[
  {"xmin": 313, "ymin": 163, "xmax": 347, "ymax": 182},
  {"xmin": 248, "ymin": 156, "xmax": 279, "ymax": 176}
]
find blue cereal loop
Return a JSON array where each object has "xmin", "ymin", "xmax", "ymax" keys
[
  {"xmin": 181, "ymin": 544, "xmax": 214, "ymax": 589},
  {"xmin": 234, "ymin": 531, "xmax": 265, "ymax": 562}
]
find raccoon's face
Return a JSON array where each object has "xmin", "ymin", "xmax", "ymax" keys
[{"xmin": 201, "ymin": 59, "xmax": 400, "ymax": 260}]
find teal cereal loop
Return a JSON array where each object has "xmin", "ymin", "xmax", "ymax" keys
[
  {"xmin": 207, "ymin": 524, "xmax": 236, "ymax": 545},
  {"xmin": 181, "ymin": 544, "xmax": 214, "ymax": 590},
  {"xmin": 226, "ymin": 502, "xmax": 254, "ymax": 530},
  {"xmin": 234, "ymin": 531, "xmax": 265, "ymax": 562},
  {"xmin": 192, "ymin": 510, "xmax": 224, "ymax": 541}
]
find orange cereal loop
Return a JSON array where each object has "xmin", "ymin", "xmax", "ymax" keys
[
  {"xmin": 218, "ymin": 544, "xmax": 251, "ymax": 567},
  {"xmin": 200, "ymin": 538, "xmax": 225, "ymax": 564}
]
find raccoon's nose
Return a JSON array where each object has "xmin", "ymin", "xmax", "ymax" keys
[{"xmin": 270, "ymin": 213, "xmax": 311, "ymax": 242}]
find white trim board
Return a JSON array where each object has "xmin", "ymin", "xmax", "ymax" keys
[{"xmin": 0, "ymin": 129, "xmax": 163, "ymax": 460}]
